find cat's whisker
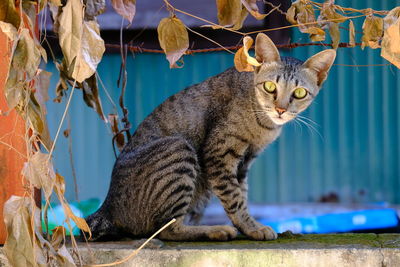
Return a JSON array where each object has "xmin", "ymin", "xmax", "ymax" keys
[
  {"xmin": 290, "ymin": 118, "xmax": 302, "ymax": 134},
  {"xmin": 296, "ymin": 117, "xmax": 324, "ymax": 141},
  {"xmin": 296, "ymin": 115, "xmax": 320, "ymax": 128}
]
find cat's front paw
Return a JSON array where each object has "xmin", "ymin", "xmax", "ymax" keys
[
  {"xmin": 243, "ymin": 226, "xmax": 277, "ymax": 241},
  {"xmin": 206, "ymin": 225, "xmax": 237, "ymax": 241}
]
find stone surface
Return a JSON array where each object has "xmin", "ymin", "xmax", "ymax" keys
[{"xmin": 1, "ymin": 234, "xmax": 400, "ymax": 266}]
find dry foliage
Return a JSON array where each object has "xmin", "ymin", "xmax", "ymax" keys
[
  {"xmin": 1, "ymin": 0, "xmax": 400, "ymax": 266},
  {"xmin": 215, "ymin": 0, "xmax": 268, "ymax": 30},
  {"xmin": 381, "ymin": 7, "xmax": 400, "ymax": 68},
  {"xmin": 234, "ymin": 36, "xmax": 261, "ymax": 72},
  {"xmin": 157, "ymin": 16, "xmax": 189, "ymax": 68},
  {"xmin": 361, "ymin": 13, "xmax": 383, "ymax": 49},
  {"xmin": 111, "ymin": 0, "xmax": 136, "ymax": 24},
  {"xmin": 109, "ymin": 113, "xmax": 126, "ymax": 151},
  {"xmin": 348, "ymin": 20, "xmax": 356, "ymax": 47}
]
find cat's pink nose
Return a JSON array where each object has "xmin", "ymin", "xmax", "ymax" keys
[{"xmin": 275, "ymin": 107, "xmax": 286, "ymax": 115}]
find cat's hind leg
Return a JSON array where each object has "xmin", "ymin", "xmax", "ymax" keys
[{"xmin": 134, "ymin": 137, "xmax": 236, "ymax": 241}]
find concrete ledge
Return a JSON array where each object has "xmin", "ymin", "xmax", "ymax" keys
[{"xmin": 1, "ymin": 234, "xmax": 400, "ymax": 266}]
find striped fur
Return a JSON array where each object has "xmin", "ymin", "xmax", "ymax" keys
[{"xmin": 86, "ymin": 34, "xmax": 336, "ymax": 241}]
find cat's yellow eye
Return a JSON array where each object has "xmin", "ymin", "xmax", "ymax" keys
[
  {"xmin": 293, "ymin": 87, "xmax": 307, "ymax": 99},
  {"xmin": 263, "ymin": 81, "xmax": 276, "ymax": 93}
]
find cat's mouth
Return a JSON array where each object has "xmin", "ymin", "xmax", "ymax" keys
[
  {"xmin": 267, "ymin": 113, "xmax": 293, "ymax": 125},
  {"xmin": 270, "ymin": 116, "xmax": 287, "ymax": 125}
]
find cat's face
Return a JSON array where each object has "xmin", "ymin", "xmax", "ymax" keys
[{"xmin": 253, "ymin": 34, "xmax": 336, "ymax": 126}]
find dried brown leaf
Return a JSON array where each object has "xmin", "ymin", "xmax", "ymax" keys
[
  {"xmin": 51, "ymin": 226, "xmax": 66, "ymax": 248},
  {"xmin": 58, "ymin": 0, "xmax": 83, "ymax": 67},
  {"xmin": 234, "ymin": 47, "xmax": 254, "ymax": 72},
  {"xmin": 234, "ymin": 36, "xmax": 261, "ymax": 72},
  {"xmin": 80, "ymin": 74, "xmax": 106, "ymax": 120},
  {"xmin": 231, "ymin": 7, "xmax": 249, "ymax": 31},
  {"xmin": 56, "ymin": 245, "xmax": 76, "ymax": 267},
  {"xmin": 85, "ymin": 0, "xmax": 106, "ymax": 20},
  {"xmin": 55, "ymin": 173, "xmax": 92, "ymax": 237},
  {"xmin": 34, "ymin": 69, "xmax": 52, "ymax": 114},
  {"xmin": 111, "ymin": 0, "xmax": 136, "ymax": 23},
  {"xmin": 286, "ymin": 4, "xmax": 297, "ymax": 25},
  {"xmin": 243, "ymin": 36, "xmax": 261, "ymax": 67},
  {"xmin": 56, "ymin": 173, "xmax": 66, "ymax": 195},
  {"xmin": 241, "ymin": 0, "xmax": 267, "ymax": 20},
  {"xmin": 0, "ymin": 0, "xmax": 21, "ymax": 28},
  {"xmin": 349, "ymin": 20, "xmax": 355, "ymax": 47},
  {"xmin": 71, "ymin": 20, "xmax": 105, "ymax": 83},
  {"xmin": 22, "ymin": 151, "xmax": 56, "ymax": 199},
  {"xmin": 381, "ymin": 17, "xmax": 400, "ymax": 68},
  {"xmin": 293, "ymin": 0, "xmax": 316, "ymax": 32},
  {"xmin": 54, "ymin": 60, "xmax": 70, "ymax": 103},
  {"xmin": 0, "ymin": 21, "xmax": 17, "ymax": 40},
  {"xmin": 59, "ymin": 0, "xmax": 105, "ymax": 82},
  {"xmin": 216, "ymin": 0, "xmax": 242, "ymax": 26},
  {"xmin": 304, "ymin": 26, "xmax": 326, "ymax": 41},
  {"xmin": 25, "ymin": 94, "xmax": 53, "ymax": 151},
  {"xmin": 318, "ymin": 0, "xmax": 348, "ymax": 26},
  {"xmin": 12, "ymin": 29, "xmax": 41, "ymax": 79},
  {"xmin": 3, "ymin": 196, "xmax": 38, "ymax": 267},
  {"xmin": 328, "ymin": 22, "xmax": 340, "ymax": 49},
  {"xmin": 22, "ymin": 0, "xmax": 37, "ymax": 32},
  {"xmin": 157, "ymin": 16, "xmax": 189, "ymax": 68},
  {"xmin": 361, "ymin": 14, "xmax": 383, "ymax": 49},
  {"xmin": 286, "ymin": 0, "xmax": 325, "ymax": 41},
  {"xmin": 54, "ymin": 60, "xmax": 105, "ymax": 120},
  {"xmin": 49, "ymin": 0, "xmax": 62, "ymax": 6},
  {"xmin": 109, "ymin": 114, "xmax": 125, "ymax": 151},
  {"xmin": 4, "ymin": 68, "xmax": 24, "ymax": 110},
  {"xmin": 65, "ymin": 204, "xmax": 91, "ymax": 234},
  {"xmin": 383, "ymin": 7, "xmax": 400, "ymax": 30}
]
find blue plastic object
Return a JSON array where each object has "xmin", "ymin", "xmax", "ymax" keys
[{"xmin": 259, "ymin": 209, "xmax": 399, "ymax": 234}]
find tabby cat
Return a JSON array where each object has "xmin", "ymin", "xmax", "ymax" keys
[{"xmin": 86, "ymin": 33, "xmax": 336, "ymax": 241}]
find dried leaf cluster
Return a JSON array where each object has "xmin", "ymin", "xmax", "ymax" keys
[
  {"xmin": 216, "ymin": 0, "xmax": 268, "ymax": 30},
  {"xmin": 4, "ymin": 196, "xmax": 77, "ymax": 266},
  {"xmin": 0, "ymin": 0, "xmax": 113, "ymax": 265}
]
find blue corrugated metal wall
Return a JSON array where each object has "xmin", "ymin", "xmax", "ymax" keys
[{"xmin": 46, "ymin": 0, "xmax": 400, "ymax": 204}]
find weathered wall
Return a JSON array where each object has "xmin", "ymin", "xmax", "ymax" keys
[{"xmin": 0, "ymin": 31, "xmax": 27, "ymax": 244}]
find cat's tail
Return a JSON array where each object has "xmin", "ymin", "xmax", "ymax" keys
[{"xmin": 84, "ymin": 209, "xmax": 122, "ymax": 241}]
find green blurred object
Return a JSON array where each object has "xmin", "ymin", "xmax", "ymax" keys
[{"xmin": 41, "ymin": 198, "xmax": 101, "ymax": 235}]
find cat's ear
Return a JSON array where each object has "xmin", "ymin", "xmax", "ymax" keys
[
  {"xmin": 303, "ymin": 49, "xmax": 336, "ymax": 87},
  {"xmin": 255, "ymin": 33, "xmax": 281, "ymax": 64}
]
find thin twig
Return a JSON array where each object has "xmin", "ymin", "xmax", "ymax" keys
[
  {"xmin": 44, "ymin": 201, "xmax": 50, "ymax": 240},
  {"xmin": 67, "ymin": 112, "xmax": 79, "ymax": 202},
  {"xmin": 310, "ymin": 0, "xmax": 388, "ymax": 15},
  {"xmin": 118, "ymin": 18, "xmax": 132, "ymax": 142},
  {"xmin": 86, "ymin": 218, "xmax": 176, "ymax": 267},
  {"xmin": 185, "ymin": 26, "xmax": 236, "ymax": 55},
  {"xmin": 48, "ymin": 80, "xmax": 77, "ymax": 159},
  {"xmin": 105, "ymin": 41, "xmax": 366, "ymax": 55},
  {"xmin": 264, "ymin": 0, "xmax": 287, "ymax": 16},
  {"xmin": 163, "ymin": 0, "xmax": 245, "ymax": 36},
  {"xmin": 245, "ymin": 14, "xmax": 366, "ymax": 35},
  {"xmin": 96, "ymin": 72, "xmax": 118, "ymax": 113}
]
